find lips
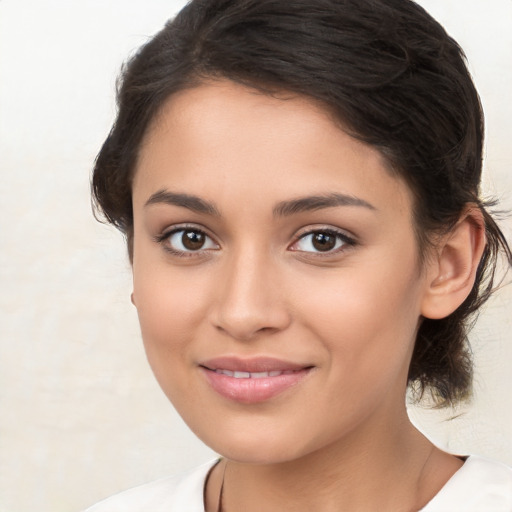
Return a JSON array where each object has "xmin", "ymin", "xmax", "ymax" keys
[{"xmin": 199, "ymin": 356, "xmax": 312, "ymax": 403}]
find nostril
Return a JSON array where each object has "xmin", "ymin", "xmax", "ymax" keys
[{"xmin": 213, "ymin": 316, "xmax": 287, "ymax": 342}]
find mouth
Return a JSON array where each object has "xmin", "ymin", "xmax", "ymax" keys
[
  {"xmin": 211, "ymin": 369, "xmax": 299, "ymax": 378},
  {"xmin": 199, "ymin": 356, "xmax": 313, "ymax": 404}
]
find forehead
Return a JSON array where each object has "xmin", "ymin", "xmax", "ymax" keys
[{"xmin": 133, "ymin": 80, "xmax": 413, "ymax": 219}]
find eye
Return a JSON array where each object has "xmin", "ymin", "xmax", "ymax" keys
[
  {"xmin": 290, "ymin": 229, "xmax": 353, "ymax": 254},
  {"xmin": 161, "ymin": 228, "xmax": 219, "ymax": 254}
]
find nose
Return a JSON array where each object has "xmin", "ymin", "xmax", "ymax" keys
[{"xmin": 210, "ymin": 250, "xmax": 292, "ymax": 341}]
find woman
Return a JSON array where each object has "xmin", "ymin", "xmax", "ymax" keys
[{"xmin": 86, "ymin": 0, "xmax": 512, "ymax": 510}]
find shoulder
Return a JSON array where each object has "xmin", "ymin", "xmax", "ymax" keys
[
  {"xmin": 83, "ymin": 459, "xmax": 218, "ymax": 512},
  {"xmin": 421, "ymin": 455, "xmax": 512, "ymax": 511}
]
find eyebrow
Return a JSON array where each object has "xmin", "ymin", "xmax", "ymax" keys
[
  {"xmin": 144, "ymin": 190, "xmax": 221, "ymax": 216},
  {"xmin": 273, "ymin": 193, "xmax": 376, "ymax": 217},
  {"xmin": 144, "ymin": 190, "xmax": 375, "ymax": 217}
]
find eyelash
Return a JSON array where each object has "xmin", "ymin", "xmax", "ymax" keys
[{"xmin": 154, "ymin": 225, "xmax": 356, "ymax": 257}]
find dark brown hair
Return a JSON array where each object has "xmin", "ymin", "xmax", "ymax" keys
[{"xmin": 92, "ymin": 0, "xmax": 511, "ymax": 406}]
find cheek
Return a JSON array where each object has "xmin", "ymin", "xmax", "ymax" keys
[
  {"xmin": 132, "ymin": 263, "xmax": 212, "ymax": 375},
  {"xmin": 293, "ymin": 261, "xmax": 423, "ymax": 385}
]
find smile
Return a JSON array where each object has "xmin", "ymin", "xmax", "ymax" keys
[{"xmin": 199, "ymin": 357, "xmax": 313, "ymax": 403}]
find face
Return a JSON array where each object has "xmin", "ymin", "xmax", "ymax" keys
[{"xmin": 131, "ymin": 80, "xmax": 433, "ymax": 464}]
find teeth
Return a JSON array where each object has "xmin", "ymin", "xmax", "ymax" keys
[
  {"xmin": 215, "ymin": 369, "xmax": 234, "ymax": 377},
  {"xmin": 233, "ymin": 371, "xmax": 251, "ymax": 378},
  {"xmin": 214, "ymin": 369, "xmax": 287, "ymax": 378},
  {"xmin": 251, "ymin": 372, "xmax": 270, "ymax": 379}
]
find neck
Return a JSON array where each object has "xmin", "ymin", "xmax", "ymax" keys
[{"xmin": 206, "ymin": 410, "xmax": 462, "ymax": 512}]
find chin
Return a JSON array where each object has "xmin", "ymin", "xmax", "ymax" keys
[
  {"xmin": 193, "ymin": 422, "xmax": 318, "ymax": 465},
  {"xmin": 216, "ymin": 443, "xmax": 303, "ymax": 466}
]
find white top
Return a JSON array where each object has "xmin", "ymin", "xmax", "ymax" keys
[{"xmin": 84, "ymin": 456, "xmax": 512, "ymax": 512}]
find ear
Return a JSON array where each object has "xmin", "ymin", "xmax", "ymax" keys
[
  {"xmin": 131, "ymin": 292, "xmax": 136, "ymax": 306},
  {"xmin": 421, "ymin": 207, "xmax": 486, "ymax": 320}
]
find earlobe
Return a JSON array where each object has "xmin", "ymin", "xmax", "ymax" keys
[
  {"xmin": 421, "ymin": 208, "xmax": 486, "ymax": 320},
  {"xmin": 131, "ymin": 292, "xmax": 136, "ymax": 306}
]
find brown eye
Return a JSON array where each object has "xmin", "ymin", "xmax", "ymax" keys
[
  {"xmin": 165, "ymin": 228, "xmax": 218, "ymax": 253},
  {"xmin": 182, "ymin": 230, "xmax": 205, "ymax": 250},
  {"xmin": 312, "ymin": 232, "xmax": 336, "ymax": 252},
  {"xmin": 291, "ymin": 229, "xmax": 352, "ymax": 254}
]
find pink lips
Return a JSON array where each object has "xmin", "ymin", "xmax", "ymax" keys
[{"xmin": 199, "ymin": 356, "xmax": 312, "ymax": 404}]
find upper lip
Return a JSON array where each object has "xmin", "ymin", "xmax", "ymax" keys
[{"xmin": 199, "ymin": 356, "xmax": 311, "ymax": 373}]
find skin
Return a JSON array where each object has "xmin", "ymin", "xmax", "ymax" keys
[{"xmin": 131, "ymin": 80, "xmax": 483, "ymax": 511}]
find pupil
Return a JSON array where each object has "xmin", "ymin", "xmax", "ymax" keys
[
  {"xmin": 182, "ymin": 231, "xmax": 205, "ymax": 250},
  {"xmin": 312, "ymin": 232, "xmax": 335, "ymax": 252}
]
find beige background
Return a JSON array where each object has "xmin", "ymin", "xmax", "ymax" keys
[{"xmin": 0, "ymin": 1, "xmax": 511, "ymax": 511}]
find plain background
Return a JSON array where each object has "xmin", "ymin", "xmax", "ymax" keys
[{"xmin": 0, "ymin": 1, "xmax": 511, "ymax": 511}]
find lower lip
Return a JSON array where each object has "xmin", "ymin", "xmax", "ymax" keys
[{"xmin": 201, "ymin": 368, "xmax": 311, "ymax": 404}]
